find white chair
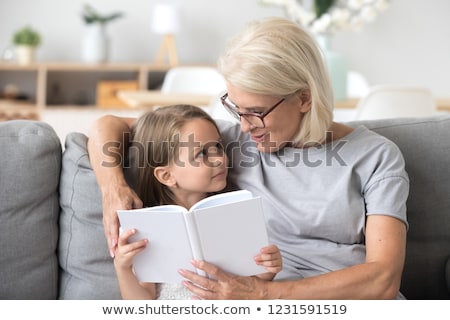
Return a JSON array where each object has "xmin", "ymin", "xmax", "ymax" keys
[
  {"xmin": 347, "ymin": 70, "xmax": 370, "ymax": 98},
  {"xmin": 161, "ymin": 66, "xmax": 226, "ymax": 95},
  {"xmin": 353, "ymin": 85, "xmax": 437, "ymax": 120}
]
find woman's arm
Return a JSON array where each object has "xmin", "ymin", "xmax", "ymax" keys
[
  {"xmin": 88, "ymin": 115, "xmax": 142, "ymax": 258},
  {"xmin": 180, "ymin": 215, "xmax": 407, "ymax": 299}
]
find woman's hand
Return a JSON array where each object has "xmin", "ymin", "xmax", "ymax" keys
[
  {"xmin": 254, "ymin": 244, "xmax": 282, "ymax": 280},
  {"xmin": 102, "ymin": 183, "xmax": 143, "ymax": 258},
  {"xmin": 179, "ymin": 260, "xmax": 269, "ymax": 300}
]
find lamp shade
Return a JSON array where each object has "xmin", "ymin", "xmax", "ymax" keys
[{"xmin": 151, "ymin": 4, "xmax": 180, "ymax": 34}]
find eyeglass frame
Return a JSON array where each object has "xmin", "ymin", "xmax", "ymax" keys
[{"xmin": 220, "ymin": 92, "xmax": 285, "ymax": 128}]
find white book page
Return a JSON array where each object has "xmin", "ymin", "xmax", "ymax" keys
[
  {"xmin": 191, "ymin": 196, "xmax": 268, "ymax": 277},
  {"xmin": 183, "ymin": 213, "xmax": 206, "ymax": 277},
  {"xmin": 191, "ymin": 189, "xmax": 253, "ymax": 210},
  {"xmin": 117, "ymin": 208, "xmax": 195, "ymax": 284},
  {"xmin": 128, "ymin": 204, "xmax": 185, "ymax": 213}
]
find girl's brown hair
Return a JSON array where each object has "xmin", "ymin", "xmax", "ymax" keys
[{"xmin": 130, "ymin": 104, "xmax": 219, "ymax": 207}]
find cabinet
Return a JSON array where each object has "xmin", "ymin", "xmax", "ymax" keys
[{"xmin": 0, "ymin": 62, "xmax": 170, "ymax": 110}]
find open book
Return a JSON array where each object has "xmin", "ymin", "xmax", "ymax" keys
[{"xmin": 117, "ymin": 189, "xmax": 269, "ymax": 283}]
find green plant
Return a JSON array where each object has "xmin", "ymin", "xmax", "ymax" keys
[
  {"xmin": 81, "ymin": 4, "xmax": 124, "ymax": 24},
  {"xmin": 259, "ymin": 0, "xmax": 391, "ymax": 35},
  {"xmin": 314, "ymin": 0, "xmax": 334, "ymax": 18},
  {"xmin": 12, "ymin": 26, "xmax": 41, "ymax": 47}
]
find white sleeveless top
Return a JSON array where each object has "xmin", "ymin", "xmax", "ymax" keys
[{"xmin": 156, "ymin": 283, "xmax": 192, "ymax": 300}]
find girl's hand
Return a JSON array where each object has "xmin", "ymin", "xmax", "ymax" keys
[
  {"xmin": 254, "ymin": 244, "xmax": 282, "ymax": 280},
  {"xmin": 113, "ymin": 228, "xmax": 147, "ymax": 271}
]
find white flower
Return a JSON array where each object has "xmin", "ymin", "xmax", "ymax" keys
[
  {"xmin": 348, "ymin": 0, "xmax": 365, "ymax": 10},
  {"xmin": 311, "ymin": 13, "xmax": 332, "ymax": 34},
  {"xmin": 259, "ymin": 0, "xmax": 391, "ymax": 35},
  {"xmin": 360, "ymin": 6, "xmax": 377, "ymax": 22},
  {"xmin": 374, "ymin": 0, "xmax": 390, "ymax": 12},
  {"xmin": 331, "ymin": 8, "xmax": 351, "ymax": 28}
]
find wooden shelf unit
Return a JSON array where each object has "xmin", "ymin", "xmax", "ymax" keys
[{"xmin": 0, "ymin": 62, "xmax": 171, "ymax": 110}]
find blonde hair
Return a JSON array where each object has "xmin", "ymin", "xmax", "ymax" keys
[
  {"xmin": 218, "ymin": 17, "xmax": 334, "ymax": 146},
  {"xmin": 130, "ymin": 105, "xmax": 219, "ymax": 207}
]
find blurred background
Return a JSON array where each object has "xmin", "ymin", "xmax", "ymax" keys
[{"xmin": 0, "ymin": 0, "xmax": 449, "ymax": 96}]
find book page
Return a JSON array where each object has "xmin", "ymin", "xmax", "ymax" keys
[
  {"xmin": 190, "ymin": 196, "xmax": 269, "ymax": 277},
  {"xmin": 190, "ymin": 189, "xmax": 253, "ymax": 210},
  {"xmin": 117, "ymin": 208, "xmax": 195, "ymax": 284},
  {"xmin": 125, "ymin": 204, "xmax": 185, "ymax": 213}
]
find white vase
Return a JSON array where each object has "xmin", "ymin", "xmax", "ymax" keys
[
  {"xmin": 15, "ymin": 45, "xmax": 36, "ymax": 65},
  {"xmin": 316, "ymin": 34, "xmax": 348, "ymax": 101},
  {"xmin": 81, "ymin": 24, "xmax": 109, "ymax": 63}
]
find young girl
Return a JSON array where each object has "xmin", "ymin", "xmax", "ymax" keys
[{"xmin": 113, "ymin": 104, "xmax": 282, "ymax": 299}]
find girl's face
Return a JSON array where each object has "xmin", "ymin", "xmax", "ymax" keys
[
  {"xmin": 226, "ymin": 84, "xmax": 310, "ymax": 152},
  {"xmin": 166, "ymin": 118, "xmax": 228, "ymax": 207}
]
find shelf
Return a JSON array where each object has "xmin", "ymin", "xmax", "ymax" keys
[
  {"xmin": 0, "ymin": 62, "xmax": 172, "ymax": 109},
  {"xmin": 0, "ymin": 99, "xmax": 39, "ymax": 121},
  {"xmin": 118, "ymin": 90, "xmax": 214, "ymax": 108},
  {"xmin": 0, "ymin": 61, "xmax": 170, "ymax": 71}
]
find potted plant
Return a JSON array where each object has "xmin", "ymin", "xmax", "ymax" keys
[
  {"xmin": 81, "ymin": 4, "xmax": 123, "ymax": 24},
  {"xmin": 12, "ymin": 26, "xmax": 41, "ymax": 65},
  {"xmin": 80, "ymin": 4, "xmax": 124, "ymax": 63}
]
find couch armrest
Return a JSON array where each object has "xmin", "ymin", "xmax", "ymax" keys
[{"xmin": 0, "ymin": 120, "xmax": 61, "ymax": 299}]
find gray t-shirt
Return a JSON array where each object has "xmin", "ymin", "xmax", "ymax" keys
[{"xmin": 218, "ymin": 121, "xmax": 409, "ymax": 289}]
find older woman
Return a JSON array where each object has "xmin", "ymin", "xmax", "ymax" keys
[{"xmin": 88, "ymin": 17, "xmax": 408, "ymax": 299}]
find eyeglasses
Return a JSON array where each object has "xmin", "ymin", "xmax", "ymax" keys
[{"xmin": 220, "ymin": 93, "xmax": 285, "ymax": 128}]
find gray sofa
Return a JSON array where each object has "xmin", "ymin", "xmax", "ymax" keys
[{"xmin": 0, "ymin": 116, "xmax": 449, "ymax": 299}]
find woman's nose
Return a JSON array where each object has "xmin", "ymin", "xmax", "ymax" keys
[{"xmin": 240, "ymin": 117, "xmax": 255, "ymax": 132}]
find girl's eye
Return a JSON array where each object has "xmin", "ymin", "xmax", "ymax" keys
[
  {"xmin": 195, "ymin": 142, "xmax": 224, "ymax": 159},
  {"xmin": 194, "ymin": 149, "xmax": 207, "ymax": 159},
  {"xmin": 215, "ymin": 142, "xmax": 224, "ymax": 150},
  {"xmin": 211, "ymin": 142, "xmax": 225, "ymax": 155},
  {"xmin": 200, "ymin": 149, "xmax": 208, "ymax": 157}
]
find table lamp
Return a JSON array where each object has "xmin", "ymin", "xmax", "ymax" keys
[{"xmin": 151, "ymin": 3, "xmax": 179, "ymax": 66}]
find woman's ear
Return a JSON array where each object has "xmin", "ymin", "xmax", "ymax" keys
[
  {"xmin": 154, "ymin": 166, "xmax": 176, "ymax": 187},
  {"xmin": 297, "ymin": 89, "xmax": 312, "ymax": 113}
]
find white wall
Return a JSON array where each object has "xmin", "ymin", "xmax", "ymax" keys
[{"xmin": 1, "ymin": 0, "xmax": 449, "ymax": 96}]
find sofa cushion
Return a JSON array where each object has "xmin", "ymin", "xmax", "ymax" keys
[
  {"xmin": 348, "ymin": 115, "xmax": 450, "ymax": 299},
  {"xmin": 58, "ymin": 132, "xmax": 122, "ymax": 299},
  {"xmin": 0, "ymin": 120, "xmax": 61, "ymax": 299}
]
